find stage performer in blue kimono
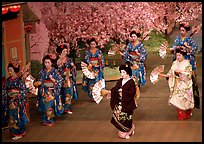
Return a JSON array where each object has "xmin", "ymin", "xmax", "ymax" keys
[
  {"xmin": 35, "ymin": 54, "xmax": 64, "ymax": 126},
  {"xmin": 2, "ymin": 60, "xmax": 29, "ymax": 140},
  {"xmin": 123, "ymin": 30, "xmax": 148, "ymax": 88},
  {"xmin": 56, "ymin": 44, "xmax": 78, "ymax": 114},
  {"xmin": 82, "ymin": 37, "xmax": 105, "ymax": 102}
]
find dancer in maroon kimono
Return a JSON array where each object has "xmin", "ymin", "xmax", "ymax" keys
[{"xmin": 108, "ymin": 64, "xmax": 137, "ymax": 139}]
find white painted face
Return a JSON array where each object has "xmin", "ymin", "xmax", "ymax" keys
[
  {"xmin": 8, "ymin": 67, "xmax": 15, "ymax": 76},
  {"xmin": 61, "ymin": 48, "xmax": 68, "ymax": 57},
  {"xmin": 44, "ymin": 59, "xmax": 52, "ymax": 69},
  {"xmin": 180, "ymin": 27, "xmax": 187, "ymax": 36},
  {"xmin": 176, "ymin": 52, "xmax": 184, "ymax": 62},
  {"xmin": 90, "ymin": 41, "xmax": 97, "ymax": 48},
  {"xmin": 131, "ymin": 34, "xmax": 138, "ymax": 42},
  {"xmin": 120, "ymin": 70, "xmax": 129, "ymax": 79}
]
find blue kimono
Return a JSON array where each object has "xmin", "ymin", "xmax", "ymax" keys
[
  {"xmin": 36, "ymin": 68, "xmax": 64, "ymax": 125},
  {"xmin": 172, "ymin": 35, "xmax": 198, "ymax": 72},
  {"xmin": 57, "ymin": 57, "xmax": 78, "ymax": 113},
  {"xmin": 124, "ymin": 42, "xmax": 148, "ymax": 86},
  {"xmin": 2, "ymin": 76, "xmax": 29, "ymax": 137},
  {"xmin": 82, "ymin": 48, "xmax": 105, "ymax": 99}
]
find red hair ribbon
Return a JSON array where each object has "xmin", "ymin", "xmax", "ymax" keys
[{"xmin": 48, "ymin": 54, "xmax": 52, "ymax": 59}]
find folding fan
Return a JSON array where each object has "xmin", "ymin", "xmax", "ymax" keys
[
  {"xmin": 81, "ymin": 61, "xmax": 95, "ymax": 79},
  {"xmin": 92, "ymin": 79, "xmax": 107, "ymax": 104},
  {"xmin": 25, "ymin": 74, "xmax": 38, "ymax": 95},
  {"xmin": 159, "ymin": 41, "xmax": 169, "ymax": 59},
  {"xmin": 150, "ymin": 65, "xmax": 165, "ymax": 84}
]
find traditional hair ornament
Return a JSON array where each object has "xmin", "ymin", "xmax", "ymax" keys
[
  {"xmin": 50, "ymin": 54, "xmax": 53, "ymax": 59},
  {"xmin": 44, "ymin": 53, "xmax": 56, "ymax": 60},
  {"xmin": 61, "ymin": 44, "xmax": 64, "ymax": 48},
  {"xmin": 180, "ymin": 22, "xmax": 190, "ymax": 28},
  {"xmin": 89, "ymin": 36, "xmax": 98, "ymax": 42}
]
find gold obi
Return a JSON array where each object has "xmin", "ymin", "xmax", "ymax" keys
[
  {"xmin": 89, "ymin": 57, "xmax": 99, "ymax": 67},
  {"xmin": 44, "ymin": 80, "xmax": 54, "ymax": 88},
  {"xmin": 129, "ymin": 51, "xmax": 140, "ymax": 61},
  {"xmin": 63, "ymin": 68, "xmax": 70, "ymax": 76},
  {"xmin": 7, "ymin": 89, "xmax": 20, "ymax": 98}
]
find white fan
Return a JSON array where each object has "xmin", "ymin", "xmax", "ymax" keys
[
  {"xmin": 150, "ymin": 65, "xmax": 165, "ymax": 84},
  {"xmin": 81, "ymin": 61, "xmax": 95, "ymax": 79},
  {"xmin": 92, "ymin": 79, "xmax": 107, "ymax": 104},
  {"xmin": 159, "ymin": 41, "xmax": 169, "ymax": 59},
  {"xmin": 25, "ymin": 74, "xmax": 38, "ymax": 95}
]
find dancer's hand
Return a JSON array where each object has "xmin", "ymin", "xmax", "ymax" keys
[
  {"xmin": 49, "ymin": 75, "xmax": 56, "ymax": 83},
  {"xmin": 106, "ymin": 90, "xmax": 111, "ymax": 99}
]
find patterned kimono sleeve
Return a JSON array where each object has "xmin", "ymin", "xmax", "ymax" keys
[
  {"xmin": 38, "ymin": 70, "xmax": 44, "ymax": 83},
  {"xmin": 167, "ymin": 62, "xmax": 174, "ymax": 75},
  {"xmin": 187, "ymin": 38, "xmax": 198, "ymax": 56},
  {"xmin": 18, "ymin": 79, "xmax": 28, "ymax": 107},
  {"xmin": 122, "ymin": 80, "xmax": 136, "ymax": 100},
  {"xmin": 172, "ymin": 36, "xmax": 180, "ymax": 49},
  {"xmin": 36, "ymin": 70, "xmax": 44, "ymax": 102},
  {"xmin": 123, "ymin": 44, "xmax": 130, "ymax": 63},
  {"xmin": 138, "ymin": 43, "xmax": 148, "ymax": 63},
  {"xmin": 2, "ymin": 79, "xmax": 8, "ymax": 123},
  {"xmin": 110, "ymin": 80, "xmax": 120, "ymax": 110},
  {"xmin": 52, "ymin": 69, "xmax": 64, "ymax": 116},
  {"xmin": 53, "ymin": 69, "xmax": 63, "ymax": 96},
  {"xmin": 99, "ymin": 50, "xmax": 105, "ymax": 70},
  {"xmin": 70, "ymin": 58, "xmax": 77, "ymax": 80},
  {"xmin": 84, "ymin": 51, "xmax": 90, "ymax": 64},
  {"xmin": 180, "ymin": 62, "xmax": 193, "ymax": 81}
]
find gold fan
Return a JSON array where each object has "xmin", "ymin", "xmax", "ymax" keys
[
  {"xmin": 150, "ymin": 65, "xmax": 165, "ymax": 84},
  {"xmin": 81, "ymin": 61, "xmax": 95, "ymax": 79},
  {"xmin": 92, "ymin": 79, "xmax": 108, "ymax": 104},
  {"xmin": 25, "ymin": 74, "xmax": 38, "ymax": 95}
]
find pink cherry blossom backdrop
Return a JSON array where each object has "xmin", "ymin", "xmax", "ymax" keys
[{"xmin": 27, "ymin": 2, "xmax": 202, "ymax": 61}]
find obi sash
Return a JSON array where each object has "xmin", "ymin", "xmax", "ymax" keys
[
  {"xmin": 63, "ymin": 67, "xmax": 71, "ymax": 75},
  {"xmin": 63, "ymin": 68, "xmax": 70, "ymax": 72},
  {"xmin": 7, "ymin": 89, "xmax": 20, "ymax": 98},
  {"xmin": 89, "ymin": 57, "xmax": 99, "ymax": 66},
  {"xmin": 129, "ymin": 51, "xmax": 140, "ymax": 60},
  {"xmin": 44, "ymin": 80, "xmax": 54, "ymax": 88}
]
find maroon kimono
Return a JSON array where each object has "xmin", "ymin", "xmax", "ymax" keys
[{"xmin": 110, "ymin": 78, "xmax": 137, "ymax": 132}]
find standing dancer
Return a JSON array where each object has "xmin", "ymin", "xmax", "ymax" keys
[
  {"xmin": 82, "ymin": 37, "xmax": 105, "ymax": 102},
  {"xmin": 2, "ymin": 60, "xmax": 29, "ymax": 140},
  {"xmin": 123, "ymin": 30, "xmax": 148, "ymax": 88},
  {"xmin": 56, "ymin": 44, "xmax": 78, "ymax": 114},
  {"xmin": 35, "ymin": 54, "xmax": 64, "ymax": 126},
  {"xmin": 159, "ymin": 49, "xmax": 195, "ymax": 120},
  {"xmin": 168, "ymin": 22, "xmax": 200, "ymax": 109},
  {"xmin": 107, "ymin": 64, "xmax": 137, "ymax": 139}
]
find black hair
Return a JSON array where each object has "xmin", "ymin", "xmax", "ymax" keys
[
  {"xmin": 175, "ymin": 47, "xmax": 187, "ymax": 56},
  {"xmin": 42, "ymin": 54, "xmax": 56, "ymax": 68},
  {"xmin": 119, "ymin": 64, "xmax": 132, "ymax": 76},
  {"xmin": 56, "ymin": 44, "xmax": 68, "ymax": 54},
  {"xmin": 179, "ymin": 24, "xmax": 190, "ymax": 32},
  {"xmin": 7, "ymin": 63, "xmax": 20, "ymax": 73},
  {"xmin": 87, "ymin": 37, "xmax": 98, "ymax": 46},
  {"xmin": 130, "ymin": 30, "xmax": 141, "ymax": 38}
]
